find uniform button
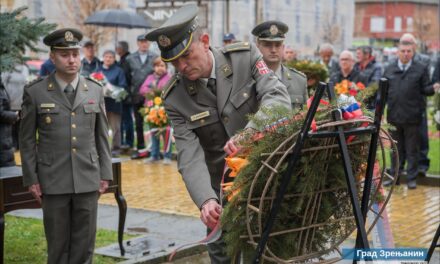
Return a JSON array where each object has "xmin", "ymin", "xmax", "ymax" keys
[
  {"xmin": 223, "ymin": 116, "xmax": 229, "ymax": 123},
  {"xmin": 71, "ymin": 112, "xmax": 75, "ymax": 116},
  {"xmin": 72, "ymin": 136, "xmax": 77, "ymax": 141},
  {"xmin": 72, "ymin": 148, "xmax": 76, "ymax": 152},
  {"xmin": 46, "ymin": 109, "xmax": 50, "ymax": 112},
  {"xmin": 243, "ymin": 92, "xmax": 249, "ymax": 98},
  {"xmin": 72, "ymin": 124, "xmax": 76, "ymax": 128},
  {"xmin": 200, "ymin": 119, "xmax": 205, "ymax": 124}
]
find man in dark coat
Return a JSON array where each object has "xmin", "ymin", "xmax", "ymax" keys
[
  {"xmin": 383, "ymin": 41, "xmax": 438, "ymax": 189},
  {"xmin": 329, "ymin": 50, "xmax": 367, "ymax": 88},
  {"xmin": 0, "ymin": 80, "xmax": 20, "ymax": 167}
]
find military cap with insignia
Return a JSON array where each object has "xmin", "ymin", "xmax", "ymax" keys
[
  {"xmin": 43, "ymin": 28, "xmax": 83, "ymax": 50},
  {"xmin": 251, "ymin": 21, "xmax": 288, "ymax": 41},
  {"xmin": 145, "ymin": 4, "xmax": 199, "ymax": 62}
]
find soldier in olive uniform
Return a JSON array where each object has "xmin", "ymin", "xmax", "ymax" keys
[
  {"xmin": 145, "ymin": 4, "xmax": 291, "ymax": 263},
  {"xmin": 252, "ymin": 21, "xmax": 308, "ymax": 109},
  {"xmin": 19, "ymin": 28, "xmax": 112, "ymax": 264}
]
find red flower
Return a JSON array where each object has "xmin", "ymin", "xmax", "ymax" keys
[
  {"xmin": 91, "ymin": 72, "xmax": 104, "ymax": 81},
  {"xmin": 349, "ymin": 89, "xmax": 358, "ymax": 96}
]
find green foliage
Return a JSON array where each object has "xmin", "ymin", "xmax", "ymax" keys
[
  {"xmin": 4, "ymin": 215, "xmax": 137, "ymax": 264},
  {"xmin": 221, "ymin": 105, "xmax": 375, "ymax": 261},
  {"xmin": 0, "ymin": 6, "xmax": 56, "ymax": 72}
]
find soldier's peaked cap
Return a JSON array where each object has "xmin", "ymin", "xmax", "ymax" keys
[
  {"xmin": 252, "ymin": 21, "xmax": 288, "ymax": 41},
  {"xmin": 145, "ymin": 4, "xmax": 199, "ymax": 62},
  {"xmin": 43, "ymin": 28, "xmax": 83, "ymax": 50}
]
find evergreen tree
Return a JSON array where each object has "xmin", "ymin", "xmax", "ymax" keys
[{"xmin": 0, "ymin": 6, "xmax": 55, "ymax": 77}]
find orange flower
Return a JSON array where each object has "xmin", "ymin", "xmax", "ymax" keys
[
  {"xmin": 221, "ymin": 182, "xmax": 241, "ymax": 202},
  {"xmin": 356, "ymin": 82, "xmax": 365, "ymax": 90},
  {"xmin": 225, "ymin": 157, "xmax": 249, "ymax": 177}
]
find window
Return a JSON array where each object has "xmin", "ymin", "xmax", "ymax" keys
[
  {"xmin": 370, "ymin": 17, "xmax": 385, "ymax": 33},
  {"xmin": 407, "ymin": 17, "xmax": 413, "ymax": 32},
  {"xmin": 394, "ymin": 17, "xmax": 402, "ymax": 32}
]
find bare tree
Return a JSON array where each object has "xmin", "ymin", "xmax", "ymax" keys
[
  {"xmin": 320, "ymin": 12, "xmax": 341, "ymax": 45},
  {"xmin": 58, "ymin": 0, "xmax": 120, "ymax": 50}
]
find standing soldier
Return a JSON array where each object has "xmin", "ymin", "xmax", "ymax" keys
[
  {"xmin": 252, "ymin": 21, "xmax": 308, "ymax": 110},
  {"xmin": 145, "ymin": 4, "xmax": 291, "ymax": 263},
  {"xmin": 19, "ymin": 28, "xmax": 112, "ymax": 264}
]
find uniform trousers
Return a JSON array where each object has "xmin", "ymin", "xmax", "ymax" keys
[
  {"xmin": 389, "ymin": 124, "xmax": 420, "ymax": 182},
  {"xmin": 107, "ymin": 112, "xmax": 122, "ymax": 151},
  {"xmin": 42, "ymin": 191, "xmax": 99, "ymax": 264}
]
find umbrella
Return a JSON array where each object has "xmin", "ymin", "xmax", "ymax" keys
[{"xmin": 84, "ymin": 9, "xmax": 151, "ymax": 29}]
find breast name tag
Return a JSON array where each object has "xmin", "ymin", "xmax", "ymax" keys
[
  {"xmin": 45, "ymin": 116, "xmax": 52, "ymax": 124},
  {"xmin": 190, "ymin": 111, "xmax": 210, "ymax": 122},
  {"xmin": 41, "ymin": 103, "xmax": 55, "ymax": 108}
]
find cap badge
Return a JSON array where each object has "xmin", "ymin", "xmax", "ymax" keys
[
  {"xmin": 269, "ymin": 25, "xmax": 279, "ymax": 36},
  {"xmin": 65, "ymin": 31, "xmax": 74, "ymax": 42},
  {"xmin": 158, "ymin": 35, "xmax": 171, "ymax": 48}
]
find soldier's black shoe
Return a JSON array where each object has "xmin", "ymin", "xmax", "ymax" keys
[{"xmin": 407, "ymin": 180, "xmax": 417, "ymax": 189}]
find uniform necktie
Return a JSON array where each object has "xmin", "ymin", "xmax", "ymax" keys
[
  {"xmin": 207, "ymin": 78, "xmax": 216, "ymax": 95},
  {"xmin": 402, "ymin": 64, "xmax": 407, "ymax": 72},
  {"xmin": 64, "ymin": 84, "xmax": 75, "ymax": 105}
]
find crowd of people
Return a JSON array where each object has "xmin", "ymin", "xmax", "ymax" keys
[{"xmin": 0, "ymin": 4, "xmax": 439, "ymax": 263}]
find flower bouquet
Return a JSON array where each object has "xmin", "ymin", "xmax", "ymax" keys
[
  {"xmin": 140, "ymin": 88, "xmax": 168, "ymax": 128},
  {"xmin": 89, "ymin": 72, "xmax": 128, "ymax": 102}
]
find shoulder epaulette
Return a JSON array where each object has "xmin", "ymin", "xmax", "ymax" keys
[
  {"xmin": 161, "ymin": 74, "xmax": 180, "ymax": 99},
  {"xmin": 25, "ymin": 77, "xmax": 44, "ymax": 88},
  {"xmin": 288, "ymin": 67, "xmax": 307, "ymax": 79},
  {"xmin": 85, "ymin": 76, "xmax": 103, "ymax": 87},
  {"xmin": 223, "ymin": 42, "xmax": 251, "ymax": 53}
]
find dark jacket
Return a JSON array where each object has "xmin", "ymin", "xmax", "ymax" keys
[
  {"xmin": 0, "ymin": 84, "xmax": 17, "ymax": 167},
  {"xmin": 125, "ymin": 50, "xmax": 157, "ymax": 104},
  {"xmin": 384, "ymin": 60, "xmax": 434, "ymax": 125},
  {"xmin": 354, "ymin": 57, "xmax": 382, "ymax": 86},
  {"xmin": 39, "ymin": 59, "xmax": 55, "ymax": 77},
  {"xmin": 99, "ymin": 64, "xmax": 127, "ymax": 114},
  {"xmin": 329, "ymin": 67, "xmax": 368, "ymax": 89},
  {"xmin": 80, "ymin": 57, "xmax": 102, "ymax": 77}
]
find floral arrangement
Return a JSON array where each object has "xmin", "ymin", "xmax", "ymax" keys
[
  {"xmin": 140, "ymin": 88, "xmax": 168, "ymax": 128},
  {"xmin": 334, "ymin": 80, "xmax": 378, "ymax": 108},
  {"xmin": 89, "ymin": 72, "xmax": 128, "ymax": 102}
]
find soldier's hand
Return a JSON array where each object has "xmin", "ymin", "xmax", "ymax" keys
[
  {"xmin": 99, "ymin": 180, "xmax": 109, "ymax": 194},
  {"xmin": 28, "ymin": 184, "xmax": 42, "ymax": 204},
  {"xmin": 224, "ymin": 137, "xmax": 240, "ymax": 157},
  {"xmin": 200, "ymin": 199, "xmax": 222, "ymax": 229}
]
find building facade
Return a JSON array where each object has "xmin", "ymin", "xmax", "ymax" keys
[{"xmin": 354, "ymin": 0, "xmax": 439, "ymax": 52}]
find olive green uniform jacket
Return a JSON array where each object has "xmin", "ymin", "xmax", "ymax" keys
[
  {"xmin": 20, "ymin": 73, "xmax": 112, "ymax": 194},
  {"xmin": 163, "ymin": 43, "xmax": 291, "ymax": 208},
  {"xmin": 280, "ymin": 64, "xmax": 308, "ymax": 109}
]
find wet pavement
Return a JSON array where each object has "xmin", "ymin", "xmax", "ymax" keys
[{"xmin": 99, "ymin": 158, "xmax": 440, "ymax": 250}]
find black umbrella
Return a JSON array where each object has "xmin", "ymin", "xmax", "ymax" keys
[{"xmin": 84, "ymin": 9, "xmax": 151, "ymax": 29}]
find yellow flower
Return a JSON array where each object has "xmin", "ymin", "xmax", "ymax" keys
[{"xmin": 154, "ymin": 97, "xmax": 162, "ymax": 106}]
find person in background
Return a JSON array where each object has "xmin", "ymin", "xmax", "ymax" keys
[
  {"xmin": 99, "ymin": 50, "xmax": 127, "ymax": 157},
  {"xmin": 80, "ymin": 41, "xmax": 101, "ymax": 77},
  {"xmin": 139, "ymin": 57, "xmax": 173, "ymax": 164},
  {"xmin": 329, "ymin": 50, "xmax": 367, "ymax": 88},
  {"xmin": 252, "ymin": 20, "xmax": 307, "ymax": 110},
  {"xmin": 39, "ymin": 58, "xmax": 55, "ymax": 77},
  {"xmin": 383, "ymin": 41, "xmax": 438, "ymax": 189},
  {"xmin": 222, "ymin": 33, "xmax": 236, "ymax": 46},
  {"xmin": 0, "ymin": 80, "xmax": 20, "ymax": 167},
  {"xmin": 354, "ymin": 46, "xmax": 382, "ymax": 85},
  {"xmin": 116, "ymin": 41, "xmax": 135, "ymax": 152},
  {"xmin": 20, "ymin": 28, "xmax": 112, "ymax": 263},
  {"xmin": 283, "ymin": 45, "xmax": 298, "ymax": 64},
  {"xmin": 398, "ymin": 33, "xmax": 431, "ymax": 177},
  {"xmin": 1, "ymin": 63, "xmax": 29, "ymax": 149},
  {"xmin": 318, "ymin": 43, "xmax": 340, "ymax": 78},
  {"xmin": 125, "ymin": 34, "xmax": 158, "ymax": 159}
]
